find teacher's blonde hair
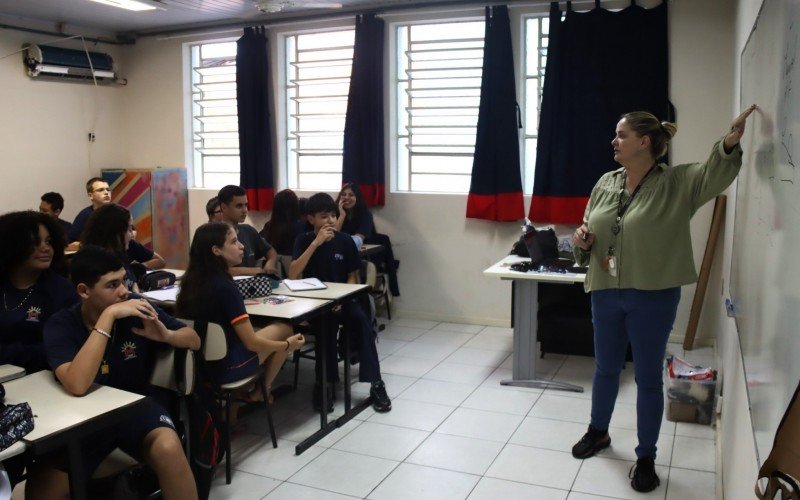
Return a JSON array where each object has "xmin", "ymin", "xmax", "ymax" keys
[{"xmin": 621, "ymin": 111, "xmax": 677, "ymax": 158}]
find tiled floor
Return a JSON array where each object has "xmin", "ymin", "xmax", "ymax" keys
[{"xmin": 208, "ymin": 317, "xmax": 718, "ymax": 500}]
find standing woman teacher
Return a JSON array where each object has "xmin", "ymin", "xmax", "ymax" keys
[{"xmin": 571, "ymin": 104, "xmax": 757, "ymax": 493}]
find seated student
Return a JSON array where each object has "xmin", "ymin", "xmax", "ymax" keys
[
  {"xmin": 335, "ymin": 183, "xmax": 374, "ymax": 249},
  {"xmin": 67, "ymin": 177, "xmax": 112, "ymax": 245},
  {"xmin": 289, "ymin": 193, "xmax": 391, "ymax": 413},
  {"xmin": 81, "ymin": 204, "xmax": 140, "ymax": 292},
  {"xmin": 206, "ymin": 196, "xmax": 223, "ymax": 223},
  {"xmin": 177, "ymin": 222, "xmax": 304, "ymax": 401},
  {"xmin": 30, "ymin": 246, "xmax": 200, "ymax": 500},
  {"xmin": 0, "ymin": 211, "xmax": 78, "ymax": 374},
  {"xmin": 39, "ymin": 192, "xmax": 72, "ymax": 240},
  {"xmin": 261, "ymin": 189, "xmax": 306, "ymax": 256},
  {"xmin": 218, "ymin": 185, "xmax": 278, "ymax": 276},
  {"xmin": 128, "ymin": 225, "xmax": 167, "ymax": 270}
]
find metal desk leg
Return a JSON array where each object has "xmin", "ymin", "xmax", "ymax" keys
[{"xmin": 500, "ymin": 280, "xmax": 584, "ymax": 392}]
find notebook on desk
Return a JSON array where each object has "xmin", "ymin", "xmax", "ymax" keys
[{"xmin": 283, "ymin": 278, "xmax": 327, "ymax": 291}]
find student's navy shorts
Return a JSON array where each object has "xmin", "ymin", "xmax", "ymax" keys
[{"xmin": 53, "ymin": 398, "xmax": 177, "ymax": 477}]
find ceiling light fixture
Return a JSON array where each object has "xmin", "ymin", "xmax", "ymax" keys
[{"xmin": 87, "ymin": 0, "xmax": 160, "ymax": 12}]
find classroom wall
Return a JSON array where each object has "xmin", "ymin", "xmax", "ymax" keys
[{"xmin": 0, "ymin": 29, "xmax": 128, "ymax": 220}]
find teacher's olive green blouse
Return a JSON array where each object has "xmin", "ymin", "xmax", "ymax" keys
[{"xmin": 574, "ymin": 139, "xmax": 743, "ymax": 292}]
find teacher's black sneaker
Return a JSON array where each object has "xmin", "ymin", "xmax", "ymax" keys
[
  {"xmin": 370, "ymin": 381, "xmax": 392, "ymax": 412},
  {"xmin": 630, "ymin": 457, "xmax": 660, "ymax": 492},
  {"xmin": 571, "ymin": 426, "xmax": 611, "ymax": 459}
]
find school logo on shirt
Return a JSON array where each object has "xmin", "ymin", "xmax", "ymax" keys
[
  {"xmin": 25, "ymin": 306, "xmax": 42, "ymax": 322},
  {"xmin": 334, "ymin": 253, "xmax": 344, "ymax": 261},
  {"xmin": 120, "ymin": 341, "xmax": 138, "ymax": 360}
]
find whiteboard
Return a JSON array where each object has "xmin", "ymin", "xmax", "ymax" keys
[{"xmin": 730, "ymin": 0, "xmax": 800, "ymax": 466}]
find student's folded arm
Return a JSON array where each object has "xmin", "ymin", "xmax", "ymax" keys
[
  {"xmin": 55, "ymin": 311, "xmax": 118, "ymax": 396},
  {"xmin": 229, "ymin": 266, "xmax": 263, "ymax": 276},
  {"xmin": 288, "ymin": 244, "xmax": 317, "ymax": 279},
  {"xmin": 168, "ymin": 326, "xmax": 201, "ymax": 350},
  {"xmin": 347, "ymin": 271, "xmax": 359, "ymax": 285},
  {"xmin": 143, "ymin": 252, "xmax": 166, "ymax": 270}
]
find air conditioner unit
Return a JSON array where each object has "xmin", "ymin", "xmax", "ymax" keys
[{"xmin": 24, "ymin": 44, "xmax": 124, "ymax": 84}]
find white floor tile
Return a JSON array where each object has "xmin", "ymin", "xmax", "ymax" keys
[
  {"xmin": 464, "ymin": 332, "xmax": 514, "ymax": 352},
  {"xmin": 445, "ymin": 347, "xmax": 511, "ymax": 368},
  {"xmin": 436, "ymin": 408, "xmax": 524, "ymax": 443},
  {"xmin": 670, "ymin": 436, "xmax": 716, "ymax": 472},
  {"xmin": 469, "ymin": 477, "xmax": 569, "ymax": 500},
  {"xmin": 480, "ymin": 368, "xmax": 546, "ymax": 393},
  {"xmin": 379, "ymin": 354, "xmax": 439, "ymax": 378},
  {"xmin": 289, "ymin": 449, "xmax": 398, "ymax": 498},
  {"xmin": 572, "ymin": 456, "xmax": 667, "ymax": 499},
  {"xmin": 367, "ymin": 462, "xmax": 480, "ymax": 500},
  {"xmin": 461, "ymin": 386, "xmax": 540, "ymax": 415},
  {"xmin": 601, "ymin": 429, "xmax": 674, "ymax": 466},
  {"xmin": 332, "ymin": 421, "xmax": 429, "ymax": 461},
  {"xmin": 381, "ymin": 325, "xmax": 428, "ymax": 342},
  {"xmin": 414, "ymin": 330, "xmax": 475, "ymax": 346},
  {"xmin": 510, "ymin": 417, "xmax": 588, "ymax": 453},
  {"xmin": 263, "ymin": 482, "xmax": 360, "ymax": 499},
  {"xmin": 567, "ymin": 493, "xmax": 627, "ymax": 499},
  {"xmin": 432, "ymin": 322, "xmax": 485, "ymax": 334},
  {"xmin": 367, "ymin": 398, "xmax": 456, "ymax": 431},
  {"xmin": 423, "ymin": 362, "xmax": 494, "ymax": 386},
  {"xmin": 529, "ymin": 394, "xmax": 592, "ymax": 424},
  {"xmin": 477, "ymin": 326, "xmax": 513, "ymax": 335},
  {"xmin": 485, "ymin": 444, "xmax": 581, "ymax": 490},
  {"xmin": 406, "ymin": 433, "xmax": 505, "ymax": 475},
  {"xmin": 393, "ymin": 341, "xmax": 460, "ymax": 362},
  {"xmin": 674, "ymin": 422, "xmax": 715, "ymax": 440},
  {"xmin": 665, "ymin": 467, "xmax": 716, "ymax": 500},
  {"xmin": 397, "ymin": 378, "xmax": 477, "ymax": 406},
  {"xmin": 389, "ymin": 318, "xmax": 439, "ymax": 330},
  {"xmin": 232, "ymin": 437, "xmax": 326, "ymax": 480},
  {"xmin": 276, "ymin": 412, "xmax": 362, "ymax": 448},
  {"xmin": 376, "ymin": 338, "xmax": 409, "ymax": 359},
  {"xmin": 350, "ymin": 373, "xmax": 417, "ymax": 398},
  {"xmin": 209, "ymin": 470, "xmax": 281, "ymax": 500}
]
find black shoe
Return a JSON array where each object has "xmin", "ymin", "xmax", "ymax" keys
[
  {"xmin": 630, "ymin": 457, "xmax": 660, "ymax": 492},
  {"xmin": 571, "ymin": 426, "xmax": 611, "ymax": 459},
  {"xmin": 312, "ymin": 383, "xmax": 334, "ymax": 413},
  {"xmin": 370, "ymin": 381, "xmax": 391, "ymax": 412}
]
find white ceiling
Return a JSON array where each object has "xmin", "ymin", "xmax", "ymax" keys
[{"xmin": 0, "ymin": 0, "xmax": 473, "ymax": 39}]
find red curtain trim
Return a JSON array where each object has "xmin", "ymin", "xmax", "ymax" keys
[
  {"xmin": 466, "ymin": 192, "xmax": 525, "ymax": 222},
  {"xmin": 529, "ymin": 195, "xmax": 589, "ymax": 225},
  {"xmin": 246, "ymin": 187, "xmax": 274, "ymax": 212},
  {"xmin": 351, "ymin": 183, "xmax": 385, "ymax": 207}
]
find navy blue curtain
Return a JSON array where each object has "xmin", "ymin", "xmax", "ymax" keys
[
  {"xmin": 466, "ymin": 5, "xmax": 525, "ymax": 221},
  {"xmin": 342, "ymin": 13, "xmax": 385, "ymax": 207},
  {"xmin": 530, "ymin": 1, "xmax": 674, "ymax": 224},
  {"xmin": 237, "ymin": 27, "xmax": 274, "ymax": 211}
]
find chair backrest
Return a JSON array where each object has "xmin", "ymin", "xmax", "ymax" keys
[
  {"xmin": 203, "ymin": 322, "xmax": 228, "ymax": 362},
  {"xmin": 150, "ymin": 346, "xmax": 196, "ymax": 395},
  {"xmin": 365, "ymin": 260, "xmax": 378, "ymax": 288}
]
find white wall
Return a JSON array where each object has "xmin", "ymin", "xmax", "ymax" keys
[{"xmin": 0, "ymin": 30, "xmax": 128, "ymax": 220}]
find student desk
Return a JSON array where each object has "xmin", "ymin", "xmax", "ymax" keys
[
  {"xmin": 0, "ymin": 364, "xmax": 25, "ymax": 383},
  {"xmin": 272, "ymin": 282, "xmax": 370, "ymax": 302},
  {"xmin": 359, "ymin": 243, "xmax": 384, "ymax": 257},
  {"xmin": 3, "ymin": 370, "xmax": 147, "ymax": 500},
  {"xmin": 484, "ymin": 255, "xmax": 586, "ymax": 392}
]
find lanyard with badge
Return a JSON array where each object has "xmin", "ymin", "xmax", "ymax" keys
[{"xmin": 602, "ymin": 166, "xmax": 656, "ymax": 277}]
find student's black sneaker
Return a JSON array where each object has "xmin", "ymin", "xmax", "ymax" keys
[
  {"xmin": 629, "ymin": 457, "xmax": 660, "ymax": 492},
  {"xmin": 312, "ymin": 383, "xmax": 334, "ymax": 413},
  {"xmin": 571, "ymin": 426, "xmax": 611, "ymax": 459},
  {"xmin": 370, "ymin": 381, "xmax": 391, "ymax": 413}
]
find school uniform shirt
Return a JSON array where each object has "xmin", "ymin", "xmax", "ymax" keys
[
  {"xmin": 0, "ymin": 271, "xmax": 79, "ymax": 373},
  {"xmin": 68, "ymin": 205, "xmax": 94, "ymax": 243},
  {"xmin": 55, "ymin": 218, "xmax": 72, "ymax": 241},
  {"xmin": 293, "ymin": 230, "xmax": 360, "ymax": 284},
  {"xmin": 127, "ymin": 240, "xmax": 154, "ymax": 265},
  {"xmin": 203, "ymin": 272, "xmax": 259, "ymax": 384},
  {"xmin": 342, "ymin": 209, "xmax": 375, "ymax": 240},
  {"xmin": 43, "ymin": 295, "xmax": 186, "ymax": 396},
  {"xmin": 574, "ymin": 139, "xmax": 743, "ymax": 292},
  {"xmin": 237, "ymin": 223, "xmax": 273, "ymax": 268}
]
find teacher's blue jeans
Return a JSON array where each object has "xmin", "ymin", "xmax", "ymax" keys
[{"xmin": 590, "ymin": 287, "xmax": 680, "ymax": 459}]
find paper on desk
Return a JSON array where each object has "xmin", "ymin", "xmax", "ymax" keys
[
  {"xmin": 142, "ymin": 286, "xmax": 179, "ymax": 302},
  {"xmin": 283, "ymin": 278, "xmax": 327, "ymax": 291}
]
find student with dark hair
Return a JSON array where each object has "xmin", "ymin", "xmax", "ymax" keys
[
  {"xmin": 29, "ymin": 246, "xmax": 200, "ymax": 500},
  {"xmin": 335, "ymin": 183, "xmax": 374, "ymax": 249},
  {"xmin": 0, "ymin": 211, "xmax": 78, "ymax": 374},
  {"xmin": 217, "ymin": 185, "xmax": 279, "ymax": 276},
  {"xmin": 39, "ymin": 192, "xmax": 72, "ymax": 239},
  {"xmin": 81, "ymin": 204, "xmax": 140, "ymax": 291},
  {"xmin": 260, "ymin": 189, "xmax": 305, "ymax": 256},
  {"xmin": 289, "ymin": 193, "xmax": 391, "ymax": 413},
  {"xmin": 67, "ymin": 177, "xmax": 112, "ymax": 244},
  {"xmin": 177, "ymin": 222, "xmax": 304, "ymax": 400},
  {"xmin": 206, "ymin": 196, "xmax": 223, "ymax": 222}
]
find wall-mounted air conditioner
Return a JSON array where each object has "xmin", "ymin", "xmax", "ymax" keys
[{"xmin": 24, "ymin": 44, "xmax": 126, "ymax": 85}]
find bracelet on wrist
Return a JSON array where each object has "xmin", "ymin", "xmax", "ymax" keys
[
  {"xmin": 285, "ymin": 340, "xmax": 291, "ymax": 351},
  {"xmin": 93, "ymin": 327, "xmax": 111, "ymax": 339}
]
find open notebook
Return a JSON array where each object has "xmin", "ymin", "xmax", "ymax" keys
[{"xmin": 283, "ymin": 278, "xmax": 327, "ymax": 291}]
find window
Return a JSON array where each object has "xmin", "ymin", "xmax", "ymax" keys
[
  {"xmin": 394, "ymin": 20, "xmax": 484, "ymax": 193},
  {"xmin": 190, "ymin": 41, "xmax": 240, "ymax": 189},
  {"xmin": 523, "ymin": 16, "xmax": 550, "ymax": 194},
  {"xmin": 285, "ymin": 29, "xmax": 355, "ymax": 191}
]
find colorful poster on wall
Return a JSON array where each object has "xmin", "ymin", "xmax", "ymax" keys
[{"xmin": 151, "ymin": 169, "xmax": 189, "ymax": 268}]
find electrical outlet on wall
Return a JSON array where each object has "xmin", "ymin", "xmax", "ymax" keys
[{"xmin": 88, "ymin": 133, "xmax": 96, "ymax": 142}]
